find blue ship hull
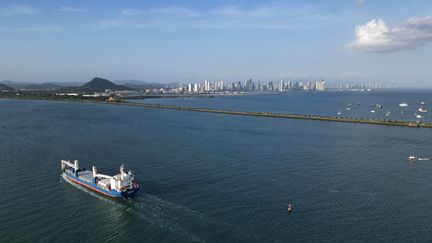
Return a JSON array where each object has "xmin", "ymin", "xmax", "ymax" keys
[{"xmin": 64, "ymin": 172, "xmax": 139, "ymax": 198}]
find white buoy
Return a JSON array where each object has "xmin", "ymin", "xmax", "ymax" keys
[{"xmin": 288, "ymin": 204, "xmax": 293, "ymax": 213}]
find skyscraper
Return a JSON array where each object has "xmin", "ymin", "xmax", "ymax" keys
[
  {"xmin": 245, "ymin": 79, "xmax": 254, "ymax": 91},
  {"xmin": 204, "ymin": 80, "xmax": 210, "ymax": 92},
  {"xmin": 316, "ymin": 79, "xmax": 326, "ymax": 91}
]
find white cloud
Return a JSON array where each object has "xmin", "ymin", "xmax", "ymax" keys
[
  {"xmin": 60, "ymin": 6, "xmax": 85, "ymax": 13},
  {"xmin": 212, "ymin": 4, "xmax": 308, "ymax": 18},
  {"xmin": 148, "ymin": 7, "xmax": 201, "ymax": 18},
  {"xmin": 90, "ymin": 20, "xmax": 126, "ymax": 29},
  {"xmin": 95, "ymin": 4, "xmax": 349, "ymax": 30},
  {"xmin": 356, "ymin": 0, "xmax": 365, "ymax": 6},
  {"xmin": 346, "ymin": 16, "xmax": 432, "ymax": 52},
  {"xmin": 121, "ymin": 7, "xmax": 201, "ymax": 18},
  {"xmin": 121, "ymin": 9, "xmax": 143, "ymax": 17},
  {"xmin": 0, "ymin": 6, "xmax": 37, "ymax": 15}
]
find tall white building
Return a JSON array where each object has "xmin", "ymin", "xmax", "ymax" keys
[
  {"xmin": 316, "ymin": 79, "xmax": 326, "ymax": 91},
  {"xmin": 204, "ymin": 80, "xmax": 210, "ymax": 92},
  {"xmin": 216, "ymin": 81, "xmax": 224, "ymax": 91}
]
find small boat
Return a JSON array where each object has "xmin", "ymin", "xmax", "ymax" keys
[
  {"xmin": 408, "ymin": 155, "xmax": 418, "ymax": 161},
  {"xmin": 418, "ymin": 107, "xmax": 427, "ymax": 113},
  {"xmin": 376, "ymin": 104, "xmax": 383, "ymax": 109},
  {"xmin": 337, "ymin": 108, "xmax": 341, "ymax": 115},
  {"xmin": 385, "ymin": 110, "xmax": 391, "ymax": 116},
  {"xmin": 370, "ymin": 110, "xmax": 376, "ymax": 113},
  {"xmin": 399, "ymin": 102, "xmax": 408, "ymax": 107},
  {"xmin": 346, "ymin": 107, "xmax": 351, "ymax": 111},
  {"xmin": 420, "ymin": 101, "xmax": 426, "ymax": 105},
  {"xmin": 418, "ymin": 158, "xmax": 430, "ymax": 161},
  {"xmin": 287, "ymin": 204, "xmax": 293, "ymax": 213},
  {"xmin": 415, "ymin": 113, "xmax": 423, "ymax": 119}
]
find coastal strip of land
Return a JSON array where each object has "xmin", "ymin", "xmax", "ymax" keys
[
  {"xmin": 1, "ymin": 96, "xmax": 430, "ymax": 128},
  {"xmin": 108, "ymin": 100, "xmax": 431, "ymax": 128}
]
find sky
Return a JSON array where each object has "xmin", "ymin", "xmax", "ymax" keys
[{"xmin": 0, "ymin": 0, "xmax": 432, "ymax": 87}]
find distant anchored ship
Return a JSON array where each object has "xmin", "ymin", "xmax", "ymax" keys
[
  {"xmin": 61, "ymin": 160, "xmax": 139, "ymax": 198},
  {"xmin": 415, "ymin": 113, "xmax": 423, "ymax": 119},
  {"xmin": 407, "ymin": 155, "xmax": 431, "ymax": 161},
  {"xmin": 418, "ymin": 107, "xmax": 427, "ymax": 113}
]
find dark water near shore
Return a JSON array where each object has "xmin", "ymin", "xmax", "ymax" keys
[
  {"xmin": 1, "ymin": 94, "xmax": 432, "ymax": 242},
  {"xmin": 139, "ymin": 90, "xmax": 432, "ymax": 122}
]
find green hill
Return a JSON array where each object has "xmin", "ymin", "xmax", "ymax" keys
[
  {"xmin": 0, "ymin": 83, "xmax": 14, "ymax": 91},
  {"xmin": 58, "ymin": 77, "xmax": 132, "ymax": 93},
  {"xmin": 23, "ymin": 82, "xmax": 62, "ymax": 90}
]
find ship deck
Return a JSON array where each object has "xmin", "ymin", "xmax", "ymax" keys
[
  {"xmin": 77, "ymin": 170, "xmax": 111, "ymax": 189},
  {"xmin": 78, "ymin": 170, "xmax": 94, "ymax": 182},
  {"xmin": 98, "ymin": 178, "xmax": 111, "ymax": 187},
  {"xmin": 64, "ymin": 167, "xmax": 138, "ymax": 198}
]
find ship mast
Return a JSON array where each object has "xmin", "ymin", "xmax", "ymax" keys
[{"xmin": 120, "ymin": 163, "xmax": 125, "ymax": 180}]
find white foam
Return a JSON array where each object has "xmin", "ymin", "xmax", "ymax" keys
[{"xmin": 61, "ymin": 174, "xmax": 206, "ymax": 242}]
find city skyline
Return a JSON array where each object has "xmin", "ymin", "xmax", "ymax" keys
[
  {"xmin": 171, "ymin": 78, "xmax": 396, "ymax": 93},
  {"xmin": 1, "ymin": 0, "xmax": 432, "ymax": 87},
  {"xmin": 172, "ymin": 79, "xmax": 328, "ymax": 94}
]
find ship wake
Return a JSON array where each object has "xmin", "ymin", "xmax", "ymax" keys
[{"xmin": 61, "ymin": 174, "xmax": 251, "ymax": 242}]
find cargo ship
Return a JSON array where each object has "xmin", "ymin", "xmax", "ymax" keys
[{"xmin": 61, "ymin": 160, "xmax": 139, "ymax": 198}]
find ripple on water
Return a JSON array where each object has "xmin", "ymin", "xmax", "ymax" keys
[{"xmin": 2, "ymin": 96, "xmax": 432, "ymax": 242}]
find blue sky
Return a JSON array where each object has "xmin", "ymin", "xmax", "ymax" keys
[{"xmin": 1, "ymin": 0, "xmax": 432, "ymax": 86}]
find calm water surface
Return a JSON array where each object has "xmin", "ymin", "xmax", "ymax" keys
[
  {"xmin": 140, "ymin": 90, "xmax": 432, "ymax": 122},
  {"xmin": 1, "ymin": 94, "xmax": 432, "ymax": 242}
]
